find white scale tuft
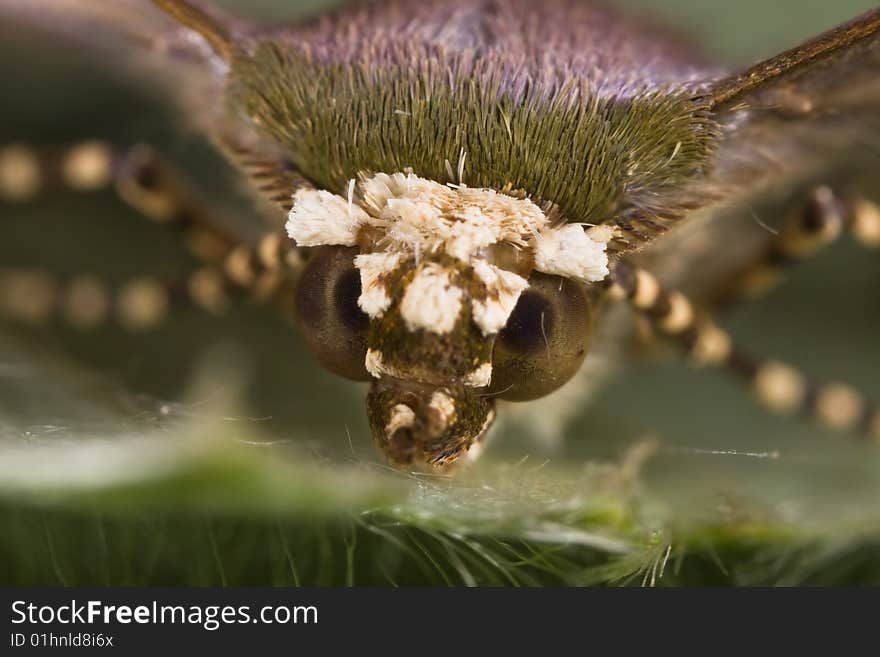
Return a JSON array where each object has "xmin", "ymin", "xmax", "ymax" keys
[
  {"xmin": 428, "ymin": 390, "xmax": 457, "ymax": 429},
  {"xmin": 287, "ymin": 188, "xmax": 368, "ymax": 246},
  {"xmin": 532, "ymin": 224, "xmax": 613, "ymax": 282},
  {"xmin": 399, "ymin": 263, "xmax": 463, "ymax": 334},
  {"xmin": 464, "ymin": 362, "xmax": 493, "ymax": 387},
  {"xmin": 287, "ymin": 171, "xmax": 611, "ymax": 341},
  {"xmin": 470, "ymin": 260, "xmax": 529, "ymax": 336},
  {"xmin": 288, "ymin": 172, "xmax": 610, "ymax": 280},
  {"xmin": 354, "ymin": 252, "xmax": 402, "ymax": 317}
]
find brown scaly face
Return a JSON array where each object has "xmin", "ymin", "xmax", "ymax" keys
[{"xmin": 290, "ymin": 172, "xmax": 606, "ymax": 470}]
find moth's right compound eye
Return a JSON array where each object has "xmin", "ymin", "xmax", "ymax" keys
[{"xmin": 295, "ymin": 246, "xmax": 370, "ymax": 381}]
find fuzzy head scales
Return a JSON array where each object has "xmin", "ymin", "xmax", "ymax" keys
[
  {"xmin": 287, "ymin": 171, "xmax": 611, "ymax": 334},
  {"xmin": 287, "ymin": 174, "xmax": 610, "ymax": 468}
]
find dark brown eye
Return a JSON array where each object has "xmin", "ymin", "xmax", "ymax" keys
[
  {"xmin": 488, "ymin": 273, "xmax": 591, "ymax": 401},
  {"xmin": 295, "ymin": 246, "xmax": 370, "ymax": 381}
]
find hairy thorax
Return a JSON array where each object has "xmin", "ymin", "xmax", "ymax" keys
[{"xmin": 230, "ymin": 0, "xmax": 721, "ymax": 245}]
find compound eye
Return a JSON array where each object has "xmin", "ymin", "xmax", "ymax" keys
[
  {"xmin": 488, "ymin": 273, "xmax": 591, "ymax": 401},
  {"xmin": 295, "ymin": 246, "xmax": 370, "ymax": 381}
]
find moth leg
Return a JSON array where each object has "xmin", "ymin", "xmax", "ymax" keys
[
  {"xmin": 0, "ymin": 141, "xmax": 223, "ymax": 261},
  {"xmin": 0, "ymin": 140, "xmax": 308, "ymax": 323},
  {"xmin": 109, "ymin": 144, "xmax": 308, "ymax": 298},
  {"xmin": 0, "ymin": 141, "xmax": 307, "ymax": 289},
  {"xmin": 721, "ymin": 186, "xmax": 880, "ymax": 303},
  {"xmin": 108, "ymin": 140, "xmax": 312, "ymax": 281},
  {"xmin": 0, "ymin": 265, "xmax": 256, "ymax": 332},
  {"xmin": 605, "ymin": 262, "xmax": 880, "ymax": 444}
]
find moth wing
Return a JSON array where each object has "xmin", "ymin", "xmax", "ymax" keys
[
  {"xmin": 618, "ymin": 8, "xmax": 880, "ymax": 259},
  {"xmin": 631, "ymin": 9, "xmax": 880, "ymax": 298},
  {"xmin": 1, "ymin": 1, "xmax": 229, "ymax": 123},
  {"xmin": 701, "ymin": 8, "xmax": 880, "ymax": 222},
  {"xmin": 709, "ymin": 8, "xmax": 880, "ymax": 113}
]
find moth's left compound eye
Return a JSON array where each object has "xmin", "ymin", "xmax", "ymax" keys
[
  {"xmin": 295, "ymin": 246, "xmax": 370, "ymax": 381},
  {"xmin": 488, "ymin": 273, "xmax": 592, "ymax": 401}
]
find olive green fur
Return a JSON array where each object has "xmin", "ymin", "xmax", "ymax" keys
[{"xmin": 231, "ymin": 42, "xmax": 719, "ymax": 234}]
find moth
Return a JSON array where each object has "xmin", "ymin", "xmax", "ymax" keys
[{"xmin": 1, "ymin": 0, "xmax": 879, "ymax": 470}]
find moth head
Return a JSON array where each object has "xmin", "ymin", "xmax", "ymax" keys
[{"xmin": 289, "ymin": 172, "xmax": 611, "ymax": 469}]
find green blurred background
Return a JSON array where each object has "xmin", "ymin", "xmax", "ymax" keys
[{"xmin": 0, "ymin": 0, "xmax": 878, "ymax": 586}]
